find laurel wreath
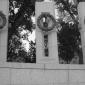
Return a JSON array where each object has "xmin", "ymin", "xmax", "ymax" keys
[
  {"xmin": 37, "ymin": 13, "xmax": 56, "ymax": 32},
  {"xmin": 0, "ymin": 11, "xmax": 7, "ymax": 29}
]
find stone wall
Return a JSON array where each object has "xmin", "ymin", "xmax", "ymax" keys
[{"xmin": 0, "ymin": 64, "xmax": 85, "ymax": 85}]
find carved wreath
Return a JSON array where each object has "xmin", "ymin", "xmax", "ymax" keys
[
  {"xmin": 0, "ymin": 11, "xmax": 7, "ymax": 29},
  {"xmin": 37, "ymin": 12, "xmax": 56, "ymax": 32}
]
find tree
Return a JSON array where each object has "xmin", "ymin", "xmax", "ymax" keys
[
  {"xmin": 55, "ymin": 0, "xmax": 83, "ymax": 64},
  {"xmin": 8, "ymin": 0, "xmax": 36, "ymax": 63},
  {"xmin": 8, "ymin": 0, "xmax": 83, "ymax": 64}
]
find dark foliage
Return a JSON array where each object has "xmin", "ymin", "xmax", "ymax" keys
[
  {"xmin": 56, "ymin": 0, "xmax": 83, "ymax": 64},
  {"xmin": 7, "ymin": 0, "xmax": 83, "ymax": 64},
  {"xmin": 7, "ymin": 0, "xmax": 36, "ymax": 63}
]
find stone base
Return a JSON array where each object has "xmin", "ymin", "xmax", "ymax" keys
[{"xmin": 0, "ymin": 64, "xmax": 85, "ymax": 85}]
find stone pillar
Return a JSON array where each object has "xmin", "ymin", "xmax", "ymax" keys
[
  {"xmin": 35, "ymin": 1, "xmax": 59, "ymax": 64},
  {"xmin": 78, "ymin": 1, "xmax": 85, "ymax": 63},
  {"xmin": 0, "ymin": 0, "xmax": 9, "ymax": 63}
]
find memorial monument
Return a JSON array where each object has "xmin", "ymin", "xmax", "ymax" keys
[
  {"xmin": 0, "ymin": 0, "xmax": 85, "ymax": 85},
  {"xmin": 35, "ymin": 1, "xmax": 59, "ymax": 64}
]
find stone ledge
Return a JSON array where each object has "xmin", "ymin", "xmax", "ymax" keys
[
  {"xmin": 68, "ymin": 64, "xmax": 85, "ymax": 70},
  {"xmin": 0, "ymin": 62, "xmax": 85, "ymax": 70},
  {"xmin": 45, "ymin": 64, "xmax": 69, "ymax": 70},
  {"xmin": 0, "ymin": 62, "xmax": 44, "ymax": 69},
  {"xmin": 45, "ymin": 64, "xmax": 85, "ymax": 70}
]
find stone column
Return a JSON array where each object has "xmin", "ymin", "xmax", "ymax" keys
[
  {"xmin": 78, "ymin": 1, "xmax": 85, "ymax": 63},
  {"xmin": 0, "ymin": 0, "xmax": 9, "ymax": 63},
  {"xmin": 35, "ymin": 1, "xmax": 59, "ymax": 64}
]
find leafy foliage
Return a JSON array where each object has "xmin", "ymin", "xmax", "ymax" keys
[
  {"xmin": 7, "ymin": 0, "xmax": 83, "ymax": 64},
  {"xmin": 7, "ymin": 0, "xmax": 36, "ymax": 63},
  {"xmin": 56, "ymin": 0, "xmax": 83, "ymax": 64}
]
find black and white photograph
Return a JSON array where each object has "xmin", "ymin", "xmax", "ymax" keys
[{"xmin": 0, "ymin": 0, "xmax": 85, "ymax": 85}]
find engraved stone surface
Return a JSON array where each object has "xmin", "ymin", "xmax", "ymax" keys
[{"xmin": 36, "ymin": 1, "xmax": 59, "ymax": 64}]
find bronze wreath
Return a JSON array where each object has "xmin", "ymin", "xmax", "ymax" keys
[
  {"xmin": 0, "ymin": 11, "xmax": 7, "ymax": 29},
  {"xmin": 37, "ymin": 12, "xmax": 56, "ymax": 32}
]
